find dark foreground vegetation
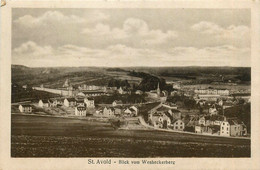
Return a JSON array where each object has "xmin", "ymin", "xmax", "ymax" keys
[{"xmin": 11, "ymin": 115, "xmax": 250, "ymax": 157}]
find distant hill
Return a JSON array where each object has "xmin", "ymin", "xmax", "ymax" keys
[
  {"xmin": 11, "ymin": 65, "xmax": 251, "ymax": 87},
  {"xmin": 11, "ymin": 65, "xmax": 110, "ymax": 87}
]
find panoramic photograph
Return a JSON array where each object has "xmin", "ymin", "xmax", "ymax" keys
[{"xmin": 11, "ymin": 8, "xmax": 251, "ymax": 157}]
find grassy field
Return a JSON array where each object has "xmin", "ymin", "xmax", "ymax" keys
[{"xmin": 11, "ymin": 115, "xmax": 250, "ymax": 157}]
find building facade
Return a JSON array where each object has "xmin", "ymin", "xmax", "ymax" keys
[
  {"xmin": 75, "ymin": 106, "xmax": 87, "ymax": 116},
  {"xmin": 19, "ymin": 105, "xmax": 32, "ymax": 113}
]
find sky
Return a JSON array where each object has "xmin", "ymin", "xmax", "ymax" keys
[{"xmin": 12, "ymin": 8, "xmax": 251, "ymax": 67}]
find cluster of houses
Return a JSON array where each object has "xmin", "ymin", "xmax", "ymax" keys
[
  {"xmin": 145, "ymin": 99, "xmax": 247, "ymax": 137},
  {"xmin": 18, "ymin": 96, "xmax": 95, "ymax": 117},
  {"xmin": 38, "ymin": 97, "xmax": 95, "ymax": 108},
  {"xmin": 187, "ymin": 115, "xmax": 247, "ymax": 137},
  {"xmin": 95, "ymin": 105, "xmax": 138, "ymax": 118},
  {"xmin": 18, "ymin": 104, "xmax": 33, "ymax": 113},
  {"xmin": 18, "ymin": 97, "xmax": 139, "ymax": 118},
  {"xmin": 17, "ymin": 79, "xmax": 249, "ymax": 138},
  {"xmin": 148, "ymin": 102, "xmax": 185, "ymax": 131}
]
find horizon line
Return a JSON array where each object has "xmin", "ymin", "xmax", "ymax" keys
[{"xmin": 12, "ymin": 64, "xmax": 251, "ymax": 68}]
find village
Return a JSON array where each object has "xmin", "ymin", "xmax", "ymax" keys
[{"xmin": 13, "ymin": 76, "xmax": 251, "ymax": 138}]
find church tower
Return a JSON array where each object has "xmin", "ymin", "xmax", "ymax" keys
[
  {"xmin": 63, "ymin": 79, "xmax": 70, "ymax": 88},
  {"xmin": 157, "ymin": 82, "xmax": 161, "ymax": 96}
]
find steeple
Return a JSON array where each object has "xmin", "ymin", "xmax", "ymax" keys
[
  {"xmin": 63, "ymin": 79, "xmax": 70, "ymax": 88},
  {"xmin": 157, "ymin": 82, "xmax": 160, "ymax": 95}
]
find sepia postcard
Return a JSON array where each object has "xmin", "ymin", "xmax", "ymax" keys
[{"xmin": 1, "ymin": 0, "xmax": 260, "ymax": 169}]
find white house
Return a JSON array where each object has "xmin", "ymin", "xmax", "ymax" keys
[
  {"xmin": 103, "ymin": 107, "xmax": 115, "ymax": 117},
  {"xmin": 75, "ymin": 106, "xmax": 87, "ymax": 116},
  {"xmin": 209, "ymin": 107, "xmax": 218, "ymax": 115},
  {"xmin": 124, "ymin": 108, "xmax": 132, "ymax": 115},
  {"xmin": 118, "ymin": 87, "xmax": 125, "ymax": 94},
  {"xmin": 84, "ymin": 97, "xmax": 95, "ymax": 108},
  {"xmin": 135, "ymin": 90, "xmax": 143, "ymax": 95},
  {"xmin": 149, "ymin": 113, "xmax": 171, "ymax": 128},
  {"xmin": 112, "ymin": 100, "xmax": 123, "ymax": 107},
  {"xmin": 38, "ymin": 99, "xmax": 49, "ymax": 107},
  {"xmin": 54, "ymin": 98, "xmax": 64, "ymax": 105},
  {"xmin": 64, "ymin": 98, "xmax": 76, "ymax": 107},
  {"xmin": 172, "ymin": 119, "xmax": 185, "ymax": 131},
  {"xmin": 220, "ymin": 118, "xmax": 247, "ymax": 137},
  {"xmin": 19, "ymin": 104, "xmax": 32, "ymax": 113},
  {"xmin": 48, "ymin": 99, "xmax": 57, "ymax": 107},
  {"xmin": 130, "ymin": 106, "xmax": 138, "ymax": 116}
]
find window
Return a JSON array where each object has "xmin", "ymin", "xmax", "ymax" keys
[
  {"xmin": 223, "ymin": 123, "xmax": 225, "ymax": 125},
  {"xmin": 235, "ymin": 127, "xmax": 236, "ymax": 130},
  {"xmin": 175, "ymin": 126, "xmax": 178, "ymax": 129},
  {"xmin": 180, "ymin": 126, "xmax": 183, "ymax": 129},
  {"xmin": 222, "ymin": 127, "xmax": 224, "ymax": 130},
  {"xmin": 176, "ymin": 122, "xmax": 178, "ymax": 125},
  {"xmin": 227, "ymin": 127, "xmax": 228, "ymax": 130},
  {"xmin": 180, "ymin": 122, "xmax": 182, "ymax": 125},
  {"xmin": 227, "ymin": 132, "xmax": 229, "ymax": 134}
]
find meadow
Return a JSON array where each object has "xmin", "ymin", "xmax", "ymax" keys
[{"xmin": 11, "ymin": 115, "xmax": 250, "ymax": 157}]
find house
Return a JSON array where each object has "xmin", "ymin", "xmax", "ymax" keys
[
  {"xmin": 155, "ymin": 105, "xmax": 181, "ymax": 120},
  {"xmin": 75, "ymin": 106, "xmax": 87, "ymax": 116},
  {"xmin": 135, "ymin": 90, "xmax": 143, "ymax": 95},
  {"xmin": 78, "ymin": 85, "xmax": 106, "ymax": 91},
  {"xmin": 77, "ymin": 91, "xmax": 106, "ymax": 97},
  {"xmin": 103, "ymin": 107, "xmax": 115, "ymax": 117},
  {"xmin": 76, "ymin": 98, "xmax": 86, "ymax": 107},
  {"xmin": 95, "ymin": 108, "xmax": 103, "ymax": 115},
  {"xmin": 123, "ymin": 107, "xmax": 136, "ymax": 117},
  {"xmin": 124, "ymin": 108, "xmax": 132, "ymax": 114},
  {"xmin": 171, "ymin": 119, "xmax": 185, "ymax": 131},
  {"xmin": 38, "ymin": 99, "xmax": 49, "ymax": 107},
  {"xmin": 172, "ymin": 82, "xmax": 181, "ymax": 90},
  {"xmin": 84, "ymin": 97, "xmax": 95, "ymax": 108},
  {"xmin": 195, "ymin": 124, "xmax": 205, "ymax": 134},
  {"xmin": 54, "ymin": 98, "xmax": 64, "ymax": 107},
  {"xmin": 209, "ymin": 104, "xmax": 222, "ymax": 115},
  {"xmin": 64, "ymin": 98, "xmax": 76, "ymax": 107},
  {"xmin": 149, "ymin": 113, "xmax": 171, "ymax": 129},
  {"xmin": 209, "ymin": 107, "xmax": 218, "ymax": 115},
  {"xmin": 114, "ymin": 107, "xmax": 122, "ymax": 116},
  {"xmin": 130, "ymin": 106, "xmax": 138, "ymax": 116},
  {"xmin": 198, "ymin": 116, "xmax": 211, "ymax": 126},
  {"xmin": 118, "ymin": 87, "xmax": 125, "ymax": 94},
  {"xmin": 220, "ymin": 118, "xmax": 247, "ymax": 137},
  {"xmin": 195, "ymin": 124, "xmax": 220, "ymax": 135},
  {"xmin": 19, "ymin": 104, "xmax": 32, "ymax": 113},
  {"xmin": 54, "ymin": 98, "xmax": 64, "ymax": 105},
  {"xmin": 210, "ymin": 115, "xmax": 225, "ymax": 126},
  {"xmin": 112, "ymin": 100, "xmax": 123, "ymax": 107},
  {"xmin": 48, "ymin": 99, "xmax": 57, "ymax": 107},
  {"xmin": 22, "ymin": 84, "xmax": 28, "ymax": 89}
]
